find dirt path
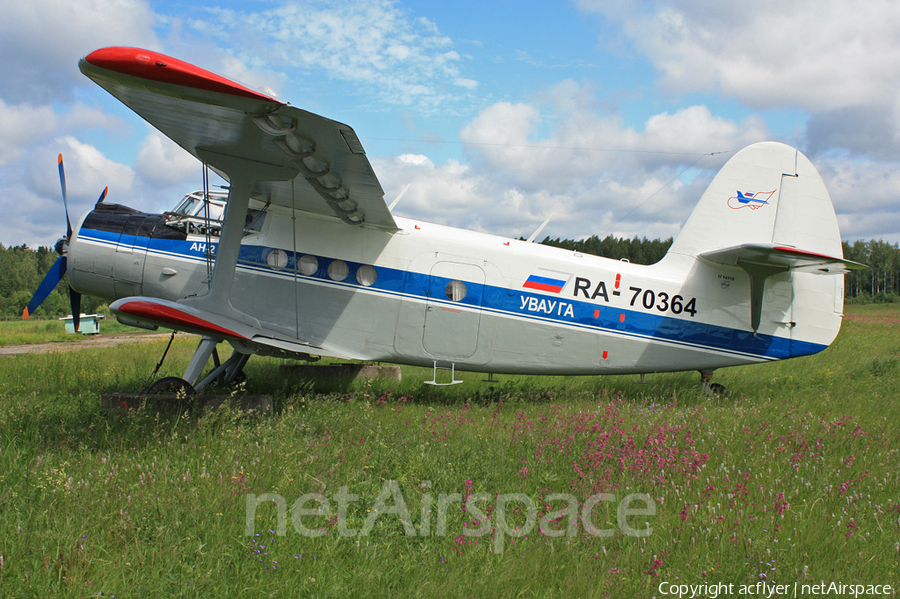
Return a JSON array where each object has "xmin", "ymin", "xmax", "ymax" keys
[{"xmin": 0, "ymin": 333, "xmax": 177, "ymax": 356}]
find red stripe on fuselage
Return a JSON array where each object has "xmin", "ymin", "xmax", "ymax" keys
[
  {"xmin": 116, "ymin": 300, "xmax": 246, "ymax": 339},
  {"xmin": 523, "ymin": 281, "xmax": 563, "ymax": 293},
  {"xmin": 83, "ymin": 47, "xmax": 279, "ymax": 103}
]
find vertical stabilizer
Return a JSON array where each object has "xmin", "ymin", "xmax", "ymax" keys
[{"xmin": 667, "ymin": 142, "xmax": 842, "ymax": 260}]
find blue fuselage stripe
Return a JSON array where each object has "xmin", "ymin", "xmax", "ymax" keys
[{"xmin": 77, "ymin": 228, "xmax": 826, "ymax": 360}]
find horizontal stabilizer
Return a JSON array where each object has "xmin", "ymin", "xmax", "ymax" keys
[
  {"xmin": 700, "ymin": 244, "xmax": 866, "ymax": 333},
  {"xmin": 700, "ymin": 243, "xmax": 867, "ymax": 275}
]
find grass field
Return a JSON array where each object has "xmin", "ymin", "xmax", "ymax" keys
[{"xmin": 1, "ymin": 305, "xmax": 898, "ymax": 597}]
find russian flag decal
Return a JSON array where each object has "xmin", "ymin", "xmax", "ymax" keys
[{"xmin": 523, "ymin": 268, "xmax": 571, "ymax": 293}]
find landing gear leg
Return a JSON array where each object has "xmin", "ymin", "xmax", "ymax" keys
[
  {"xmin": 699, "ymin": 370, "xmax": 727, "ymax": 396},
  {"xmin": 194, "ymin": 349, "xmax": 250, "ymax": 391},
  {"xmin": 183, "ymin": 336, "xmax": 219, "ymax": 387},
  {"xmin": 180, "ymin": 336, "xmax": 251, "ymax": 391}
]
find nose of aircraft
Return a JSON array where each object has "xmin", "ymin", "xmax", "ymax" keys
[{"xmin": 22, "ymin": 154, "xmax": 107, "ymax": 331}]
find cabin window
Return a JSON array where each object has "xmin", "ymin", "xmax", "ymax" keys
[
  {"xmin": 445, "ymin": 280, "xmax": 467, "ymax": 301},
  {"xmin": 266, "ymin": 249, "xmax": 288, "ymax": 269},
  {"xmin": 356, "ymin": 265, "xmax": 378, "ymax": 287},
  {"xmin": 328, "ymin": 260, "xmax": 349, "ymax": 281},
  {"xmin": 299, "ymin": 255, "xmax": 318, "ymax": 276}
]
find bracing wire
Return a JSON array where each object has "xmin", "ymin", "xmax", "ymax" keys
[
  {"xmin": 599, "ymin": 151, "xmax": 730, "ymax": 238},
  {"xmin": 361, "ymin": 137, "xmax": 714, "ymax": 156},
  {"xmin": 202, "ymin": 164, "xmax": 213, "ymax": 282}
]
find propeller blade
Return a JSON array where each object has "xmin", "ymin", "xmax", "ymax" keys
[
  {"xmin": 70, "ymin": 287, "xmax": 82, "ymax": 333},
  {"xmin": 22, "ymin": 256, "xmax": 67, "ymax": 320},
  {"xmin": 58, "ymin": 153, "xmax": 72, "ymax": 238}
]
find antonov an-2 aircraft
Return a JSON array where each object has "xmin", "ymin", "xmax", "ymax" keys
[{"xmin": 25, "ymin": 47, "xmax": 864, "ymax": 393}]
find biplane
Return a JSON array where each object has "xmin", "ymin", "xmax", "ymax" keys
[{"xmin": 25, "ymin": 47, "xmax": 864, "ymax": 392}]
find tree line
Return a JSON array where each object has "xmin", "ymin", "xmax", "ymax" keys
[
  {"xmin": 0, "ymin": 244, "xmax": 106, "ymax": 319},
  {"xmin": 539, "ymin": 234, "xmax": 673, "ymax": 266},
  {"xmin": 841, "ymin": 239, "xmax": 900, "ymax": 302},
  {"xmin": 1, "ymin": 236, "xmax": 897, "ymax": 318}
]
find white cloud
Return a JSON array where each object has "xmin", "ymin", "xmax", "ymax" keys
[
  {"xmin": 371, "ymin": 79, "xmax": 815, "ymax": 243},
  {"xmin": 0, "ymin": 0, "xmax": 160, "ymax": 103},
  {"xmin": 641, "ymin": 106, "xmax": 770, "ymax": 155},
  {"xmin": 563, "ymin": 0, "xmax": 900, "ymax": 241},
  {"xmin": 135, "ymin": 130, "xmax": 202, "ymax": 187},
  {"xmin": 461, "ymin": 102, "xmax": 541, "ymax": 146},
  {"xmin": 0, "ymin": 98, "xmax": 117, "ymax": 169},
  {"xmin": 814, "ymin": 156, "xmax": 900, "ymax": 241},
  {"xmin": 0, "ymin": 96, "xmax": 130, "ymax": 246},
  {"xmin": 454, "ymin": 78, "xmax": 479, "ymax": 90},
  {"xmin": 579, "ymin": 0, "xmax": 900, "ymax": 113},
  {"xmin": 575, "ymin": 0, "xmax": 900, "ymax": 160},
  {"xmin": 0, "ymin": 100, "xmax": 60, "ymax": 166},
  {"xmin": 216, "ymin": 56, "xmax": 288, "ymax": 98},
  {"xmin": 0, "ymin": 137, "xmax": 136, "ymax": 247},
  {"xmin": 0, "ymin": 186, "xmax": 69, "ymax": 249},
  {"xmin": 186, "ymin": 0, "xmax": 475, "ymax": 111},
  {"xmin": 805, "ymin": 105, "xmax": 900, "ymax": 159},
  {"xmin": 34, "ymin": 137, "xmax": 136, "ymax": 211},
  {"xmin": 5, "ymin": 0, "xmax": 897, "ymax": 250},
  {"xmin": 458, "ymin": 82, "xmax": 769, "ymax": 197},
  {"xmin": 376, "ymin": 154, "xmax": 487, "ymax": 219},
  {"xmin": 376, "ymin": 120, "xmax": 667, "ymax": 240}
]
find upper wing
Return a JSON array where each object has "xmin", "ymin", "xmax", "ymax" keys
[{"xmin": 79, "ymin": 47, "xmax": 396, "ymax": 229}]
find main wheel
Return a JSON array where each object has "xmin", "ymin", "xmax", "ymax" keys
[{"xmin": 144, "ymin": 377, "xmax": 197, "ymax": 396}]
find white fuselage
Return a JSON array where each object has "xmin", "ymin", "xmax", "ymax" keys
[{"xmin": 69, "ymin": 198, "xmax": 842, "ymax": 376}]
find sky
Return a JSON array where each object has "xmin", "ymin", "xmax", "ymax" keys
[{"xmin": 4, "ymin": 0, "xmax": 900, "ymax": 249}]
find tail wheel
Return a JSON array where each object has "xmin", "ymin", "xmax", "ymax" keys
[{"xmin": 708, "ymin": 382, "xmax": 728, "ymax": 396}]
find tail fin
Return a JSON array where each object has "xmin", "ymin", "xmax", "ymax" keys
[
  {"xmin": 668, "ymin": 142, "xmax": 843, "ymax": 259},
  {"xmin": 666, "ymin": 142, "xmax": 865, "ymax": 355}
]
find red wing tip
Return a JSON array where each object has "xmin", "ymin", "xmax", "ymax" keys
[
  {"xmin": 22, "ymin": 308, "xmax": 30, "ymax": 320},
  {"xmin": 57, "ymin": 154, "xmax": 63, "ymax": 164},
  {"xmin": 83, "ymin": 46, "xmax": 280, "ymax": 103},
  {"xmin": 117, "ymin": 300, "xmax": 247, "ymax": 339},
  {"xmin": 84, "ymin": 46, "xmax": 159, "ymax": 68}
]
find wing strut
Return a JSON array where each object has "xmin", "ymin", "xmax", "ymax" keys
[
  {"xmin": 172, "ymin": 150, "xmax": 298, "ymax": 384},
  {"xmin": 180, "ymin": 149, "xmax": 298, "ymax": 325}
]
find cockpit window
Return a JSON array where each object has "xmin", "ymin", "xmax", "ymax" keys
[
  {"xmin": 166, "ymin": 191, "xmax": 265, "ymax": 237},
  {"xmin": 171, "ymin": 191, "xmax": 226, "ymax": 221}
]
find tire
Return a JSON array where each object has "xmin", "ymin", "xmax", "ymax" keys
[{"xmin": 144, "ymin": 377, "xmax": 197, "ymax": 396}]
